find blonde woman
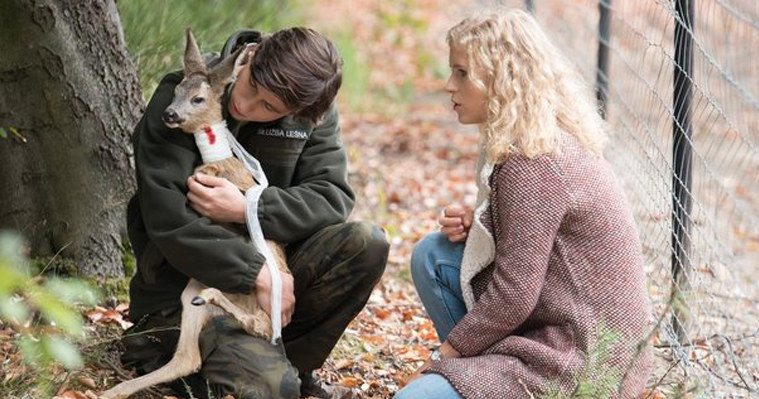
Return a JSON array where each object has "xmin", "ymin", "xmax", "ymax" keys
[{"xmin": 397, "ymin": 10, "xmax": 652, "ymax": 399}]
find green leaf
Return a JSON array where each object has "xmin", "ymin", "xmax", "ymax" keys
[
  {"xmin": 0, "ymin": 295, "xmax": 30, "ymax": 325},
  {"xmin": 0, "ymin": 262, "xmax": 27, "ymax": 294},
  {"xmin": 30, "ymin": 291, "xmax": 83, "ymax": 337},
  {"xmin": 7, "ymin": 127, "xmax": 27, "ymax": 143},
  {"xmin": 0, "ymin": 127, "xmax": 7, "ymax": 139},
  {"xmin": 18, "ymin": 334, "xmax": 46, "ymax": 367},
  {"xmin": 42, "ymin": 335, "xmax": 83, "ymax": 370},
  {"xmin": 0, "ymin": 231, "xmax": 29, "ymax": 270},
  {"xmin": 44, "ymin": 278, "xmax": 100, "ymax": 306}
]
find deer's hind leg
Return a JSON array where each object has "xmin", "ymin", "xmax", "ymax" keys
[{"xmin": 101, "ymin": 280, "xmax": 214, "ymax": 399}]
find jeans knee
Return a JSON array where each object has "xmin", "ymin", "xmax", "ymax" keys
[{"xmin": 410, "ymin": 232, "xmax": 447, "ymax": 284}]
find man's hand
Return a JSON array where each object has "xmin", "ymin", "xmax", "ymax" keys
[
  {"xmin": 438, "ymin": 204, "xmax": 474, "ymax": 242},
  {"xmin": 255, "ymin": 264, "xmax": 296, "ymax": 327},
  {"xmin": 187, "ymin": 173, "xmax": 246, "ymax": 223},
  {"xmin": 404, "ymin": 341, "xmax": 461, "ymax": 385}
]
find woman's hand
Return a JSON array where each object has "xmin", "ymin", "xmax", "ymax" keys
[
  {"xmin": 439, "ymin": 341, "xmax": 461, "ymax": 358},
  {"xmin": 187, "ymin": 173, "xmax": 246, "ymax": 223},
  {"xmin": 255, "ymin": 264, "xmax": 296, "ymax": 327},
  {"xmin": 405, "ymin": 341, "xmax": 461, "ymax": 385},
  {"xmin": 438, "ymin": 204, "xmax": 474, "ymax": 242}
]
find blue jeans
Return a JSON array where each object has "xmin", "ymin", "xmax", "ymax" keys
[
  {"xmin": 410, "ymin": 232, "xmax": 468, "ymax": 341},
  {"xmin": 394, "ymin": 373, "xmax": 461, "ymax": 399},
  {"xmin": 394, "ymin": 233, "xmax": 467, "ymax": 399}
]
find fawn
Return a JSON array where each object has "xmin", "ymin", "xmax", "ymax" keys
[{"xmin": 101, "ymin": 29, "xmax": 290, "ymax": 399}]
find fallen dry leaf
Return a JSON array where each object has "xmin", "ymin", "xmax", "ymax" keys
[
  {"xmin": 85, "ymin": 306, "xmax": 134, "ymax": 330},
  {"xmin": 639, "ymin": 389, "xmax": 666, "ymax": 399},
  {"xmin": 77, "ymin": 376, "xmax": 97, "ymax": 389},
  {"xmin": 373, "ymin": 308, "xmax": 391, "ymax": 319},
  {"xmin": 334, "ymin": 358, "xmax": 354, "ymax": 370},
  {"xmin": 339, "ymin": 376, "xmax": 362, "ymax": 388}
]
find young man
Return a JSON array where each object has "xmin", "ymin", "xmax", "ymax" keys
[{"xmin": 122, "ymin": 28, "xmax": 388, "ymax": 399}]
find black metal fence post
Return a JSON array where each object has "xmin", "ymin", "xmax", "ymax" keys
[
  {"xmin": 672, "ymin": 0, "xmax": 694, "ymax": 343},
  {"xmin": 596, "ymin": 0, "xmax": 611, "ymax": 119}
]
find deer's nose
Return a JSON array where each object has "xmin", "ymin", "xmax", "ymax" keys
[{"xmin": 162, "ymin": 109, "xmax": 183, "ymax": 125}]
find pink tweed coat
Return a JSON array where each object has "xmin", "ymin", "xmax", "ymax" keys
[{"xmin": 426, "ymin": 138, "xmax": 652, "ymax": 398}]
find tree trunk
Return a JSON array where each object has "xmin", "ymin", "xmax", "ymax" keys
[{"xmin": 0, "ymin": 0, "xmax": 142, "ymax": 278}]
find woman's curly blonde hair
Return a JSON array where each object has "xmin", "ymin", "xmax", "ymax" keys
[{"xmin": 448, "ymin": 9, "xmax": 607, "ymax": 163}]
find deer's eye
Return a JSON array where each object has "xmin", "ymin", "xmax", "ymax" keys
[{"xmin": 191, "ymin": 96, "xmax": 205, "ymax": 105}]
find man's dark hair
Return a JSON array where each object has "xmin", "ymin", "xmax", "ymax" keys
[{"xmin": 251, "ymin": 27, "xmax": 343, "ymax": 125}]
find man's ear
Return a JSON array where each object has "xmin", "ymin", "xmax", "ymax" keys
[
  {"xmin": 184, "ymin": 28, "xmax": 208, "ymax": 76},
  {"xmin": 208, "ymin": 46, "xmax": 243, "ymax": 91}
]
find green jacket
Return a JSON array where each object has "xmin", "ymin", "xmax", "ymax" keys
[{"xmin": 126, "ymin": 34, "xmax": 354, "ymax": 320}]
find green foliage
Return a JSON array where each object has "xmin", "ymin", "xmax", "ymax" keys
[
  {"xmin": 540, "ymin": 323, "xmax": 623, "ymax": 399},
  {"xmin": 97, "ymin": 277, "xmax": 131, "ymax": 303},
  {"xmin": 333, "ymin": 31, "xmax": 371, "ymax": 112},
  {"xmin": 118, "ymin": 0, "xmax": 304, "ymax": 100},
  {"xmin": 0, "ymin": 126, "xmax": 27, "ymax": 143},
  {"xmin": 320, "ymin": 28, "xmax": 419, "ymax": 113},
  {"xmin": 327, "ymin": 0, "xmax": 443, "ymax": 113},
  {"xmin": 0, "ymin": 231, "xmax": 99, "ymax": 389},
  {"xmin": 377, "ymin": 0, "xmax": 428, "ymax": 32},
  {"xmin": 31, "ymin": 254, "xmax": 80, "ymax": 276}
]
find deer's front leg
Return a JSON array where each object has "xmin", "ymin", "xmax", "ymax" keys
[{"xmin": 194, "ymin": 163, "xmax": 223, "ymax": 177}]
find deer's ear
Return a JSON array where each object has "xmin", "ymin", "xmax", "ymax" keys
[
  {"xmin": 184, "ymin": 28, "xmax": 207, "ymax": 76},
  {"xmin": 208, "ymin": 46, "xmax": 242, "ymax": 90}
]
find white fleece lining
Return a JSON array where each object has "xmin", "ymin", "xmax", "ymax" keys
[{"xmin": 460, "ymin": 150, "xmax": 496, "ymax": 310}]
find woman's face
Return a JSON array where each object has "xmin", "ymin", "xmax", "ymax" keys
[
  {"xmin": 228, "ymin": 57, "xmax": 292, "ymax": 122},
  {"xmin": 444, "ymin": 45, "xmax": 488, "ymax": 125}
]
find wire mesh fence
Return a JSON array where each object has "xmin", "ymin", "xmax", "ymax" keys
[{"xmin": 493, "ymin": 0, "xmax": 759, "ymax": 397}]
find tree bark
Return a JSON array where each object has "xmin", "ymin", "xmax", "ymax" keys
[{"xmin": 0, "ymin": 0, "xmax": 142, "ymax": 278}]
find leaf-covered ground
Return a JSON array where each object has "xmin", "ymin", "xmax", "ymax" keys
[{"xmin": 309, "ymin": 3, "xmax": 480, "ymax": 395}]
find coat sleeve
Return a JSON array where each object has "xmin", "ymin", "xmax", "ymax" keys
[
  {"xmin": 446, "ymin": 156, "xmax": 571, "ymax": 356},
  {"xmin": 257, "ymin": 105, "xmax": 355, "ymax": 243},
  {"xmin": 133, "ymin": 73, "xmax": 264, "ymax": 293}
]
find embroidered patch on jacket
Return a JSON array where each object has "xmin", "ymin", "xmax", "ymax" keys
[{"xmin": 256, "ymin": 128, "xmax": 309, "ymax": 140}]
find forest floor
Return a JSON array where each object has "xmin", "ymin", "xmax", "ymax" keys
[{"xmin": 2, "ymin": 1, "xmax": 756, "ymax": 398}]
